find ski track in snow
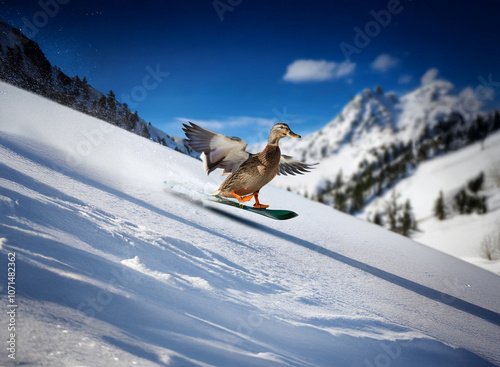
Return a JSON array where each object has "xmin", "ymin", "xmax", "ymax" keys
[{"xmin": 1, "ymin": 81, "xmax": 500, "ymax": 366}]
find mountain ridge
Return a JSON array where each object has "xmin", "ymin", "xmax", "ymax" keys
[
  {"xmin": 0, "ymin": 19, "xmax": 195, "ymax": 157},
  {"xmin": 267, "ymin": 77, "xmax": 497, "ymax": 208},
  {"xmin": 275, "ymin": 79, "xmax": 483, "ymax": 181}
]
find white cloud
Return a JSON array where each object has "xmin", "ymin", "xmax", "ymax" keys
[
  {"xmin": 421, "ymin": 68, "xmax": 439, "ymax": 85},
  {"xmin": 371, "ymin": 54, "xmax": 399, "ymax": 73},
  {"xmin": 283, "ymin": 59, "xmax": 356, "ymax": 83},
  {"xmin": 398, "ymin": 74, "xmax": 413, "ymax": 85}
]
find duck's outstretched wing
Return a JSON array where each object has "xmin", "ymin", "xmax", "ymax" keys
[
  {"xmin": 278, "ymin": 155, "xmax": 318, "ymax": 176},
  {"xmin": 183, "ymin": 122, "xmax": 250, "ymax": 175}
]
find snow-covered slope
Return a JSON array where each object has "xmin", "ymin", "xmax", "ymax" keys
[
  {"xmin": 1, "ymin": 81, "xmax": 500, "ymax": 366},
  {"xmin": 361, "ymin": 132, "xmax": 500, "ymax": 274}
]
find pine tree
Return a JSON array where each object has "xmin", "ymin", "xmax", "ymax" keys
[
  {"xmin": 377, "ymin": 168, "xmax": 385, "ymax": 196},
  {"xmin": 416, "ymin": 142, "xmax": 429, "ymax": 162},
  {"xmin": 350, "ymin": 181, "xmax": 365, "ymax": 214},
  {"xmin": 98, "ymin": 95, "xmax": 107, "ymax": 118},
  {"xmin": 373, "ymin": 211, "xmax": 383, "ymax": 226},
  {"xmin": 442, "ymin": 130, "xmax": 453, "ymax": 152},
  {"xmin": 493, "ymin": 111, "xmax": 500, "ymax": 131},
  {"xmin": 434, "ymin": 190, "xmax": 446, "ymax": 220},
  {"xmin": 334, "ymin": 191, "xmax": 347, "ymax": 212},
  {"xmin": 364, "ymin": 168, "xmax": 374, "ymax": 193},
  {"xmin": 107, "ymin": 90, "xmax": 117, "ymax": 115},
  {"xmin": 384, "ymin": 193, "xmax": 416, "ymax": 237},
  {"xmin": 400, "ymin": 199, "xmax": 416, "ymax": 236},
  {"xmin": 468, "ymin": 172, "xmax": 484, "ymax": 194},
  {"xmin": 476, "ymin": 115, "xmax": 489, "ymax": 149},
  {"xmin": 141, "ymin": 124, "xmax": 151, "ymax": 139},
  {"xmin": 7, "ymin": 45, "xmax": 23, "ymax": 74},
  {"xmin": 129, "ymin": 111, "xmax": 139, "ymax": 129},
  {"xmin": 453, "ymin": 189, "xmax": 467, "ymax": 214},
  {"xmin": 398, "ymin": 159, "xmax": 407, "ymax": 178},
  {"xmin": 385, "ymin": 191, "xmax": 401, "ymax": 233},
  {"xmin": 478, "ymin": 196, "xmax": 488, "ymax": 215},
  {"xmin": 317, "ymin": 191, "xmax": 324, "ymax": 204},
  {"xmin": 82, "ymin": 76, "xmax": 90, "ymax": 99},
  {"xmin": 57, "ymin": 68, "xmax": 72, "ymax": 87},
  {"xmin": 325, "ymin": 180, "xmax": 333, "ymax": 193},
  {"xmin": 405, "ymin": 142, "xmax": 415, "ymax": 166},
  {"xmin": 74, "ymin": 75, "xmax": 82, "ymax": 88},
  {"xmin": 383, "ymin": 147, "xmax": 391, "ymax": 165},
  {"xmin": 466, "ymin": 115, "xmax": 488, "ymax": 145},
  {"xmin": 334, "ymin": 170, "xmax": 343, "ymax": 189}
]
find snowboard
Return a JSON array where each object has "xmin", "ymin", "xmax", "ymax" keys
[
  {"xmin": 207, "ymin": 195, "xmax": 298, "ymax": 220},
  {"xmin": 164, "ymin": 181, "xmax": 298, "ymax": 220}
]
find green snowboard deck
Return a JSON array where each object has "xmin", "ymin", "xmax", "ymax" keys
[{"xmin": 208, "ymin": 196, "xmax": 298, "ymax": 220}]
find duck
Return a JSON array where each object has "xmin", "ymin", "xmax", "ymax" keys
[{"xmin": 183, "ymin": 121, "xmax": 317, "ymax": 208}]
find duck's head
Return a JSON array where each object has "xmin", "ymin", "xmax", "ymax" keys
[{"xmin": 268, "ymin": 123, "xmax": 301, "ymax": 145}]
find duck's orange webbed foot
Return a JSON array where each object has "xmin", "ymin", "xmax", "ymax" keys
[
  {"xmin": 253, "ymin": 191, "xmax": 269, "ymax": 209},
  {"xmin": 231, "ymin": 191, "xmax": 254, "ymax": 202}
]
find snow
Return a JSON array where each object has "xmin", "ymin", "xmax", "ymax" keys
[
  {"xmin": 361, "ymin": 131, "xmax": 500, "ymax": 274},
  {"xmin": 262, "ymin": 77, "xmax": 499, "ymax": 275},
  {"xmin": 1, "ymin": 81, "xmax": 500, "ymax": 366},
  {"xmin": 395, "ymin": 80, "xmax": 479, "ymax": 141},
  {"xmin": 268, "ymin": 79, "xmax": 483, "ymax": 196}
]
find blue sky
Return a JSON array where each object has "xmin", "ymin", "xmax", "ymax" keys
[{"xmin": 2, "ymin": 0, "xmax": 500, "ymax": 143}]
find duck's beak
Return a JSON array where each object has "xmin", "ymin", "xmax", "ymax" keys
[{"xmin": 287, "ymin": 130, "xmax": 301, "ymax": 138}]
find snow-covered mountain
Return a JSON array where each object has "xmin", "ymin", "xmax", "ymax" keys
[
  {"xmin": 263, "ymin": 77, "xmax": 499, "ymax": 274},
  {"xmin": 271, "ymin": 80, "xmax": 484, "ymax": 196},
  {"xmin": 0, "ymin": 19, "xmax": 194, "ymax": 157},
  {"xmin": 2, "ymin": 81, "xmax": 500, "ymax": 366}
]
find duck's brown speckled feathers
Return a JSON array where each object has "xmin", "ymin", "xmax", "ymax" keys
[{"xmin": 217, "ymin": 144, "xmax": 281, "ymax": 197}]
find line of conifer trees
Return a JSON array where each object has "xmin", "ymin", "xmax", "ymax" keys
[
  {"xmin": 0, "ymin": 31, "xmax": 150, "ymax": 138},
  {"xmin": 314, "ymin": 111, "xmax": 499, "ymax": 236}
]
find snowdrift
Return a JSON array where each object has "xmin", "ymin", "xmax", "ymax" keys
[{"xmin": 1, "ymin": 81, "xmax": 499, "ymax": 366}]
